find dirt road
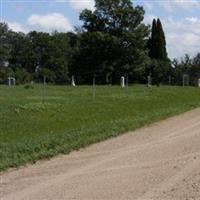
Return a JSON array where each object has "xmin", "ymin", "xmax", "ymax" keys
[{"xmin": 1, "ymin": 108, "xmax": 200, "ymax": 200}]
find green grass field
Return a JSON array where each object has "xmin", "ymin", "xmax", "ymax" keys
[{"xmin": 0, "ymin": 85, "xmax": 200, "ymax": 171}]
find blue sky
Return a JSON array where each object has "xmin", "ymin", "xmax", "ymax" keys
[{"xmin": 1, "ymin": 0, "xmax": 200, "ymax": 59}]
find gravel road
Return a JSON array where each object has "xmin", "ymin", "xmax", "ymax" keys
[{"xmin": 1, "ymin": 108, "xmax": 200, "ymax": 200}]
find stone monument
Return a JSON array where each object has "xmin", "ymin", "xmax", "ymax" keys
[{"xmin": 121, "ymin": 76, "xmax": 125, "ymax": 88}]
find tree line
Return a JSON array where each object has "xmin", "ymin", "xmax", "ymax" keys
[{"xmin": 0, "ymin": 0, "xmax": 199, "ymax": 86}]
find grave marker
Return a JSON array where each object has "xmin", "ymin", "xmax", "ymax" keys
[{"xmin": 121, "ymin": 76, "xmax": 125, "ymax": 88}]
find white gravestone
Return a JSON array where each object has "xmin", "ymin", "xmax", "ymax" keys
[
  {"xmin": 8, "ymin": 77, "xmax": 16, "ymax": 86},
  {"xmin": 198, "ymin": 79, "xmax": 200, "ymax": 88},
  {"xmin": 183, "ymin": 74, "xmax": 189, "ymax": 87},
  {"xmin": 121, "ymin": 76, "xmax": 125, "ymax": 88},
  {"xmin": 147, "ymin": 75, "xmax": 152, "ymax": 87},
  {"xmin": 71, "ymin": 76, "xmax": 76, "ymax": 87}
]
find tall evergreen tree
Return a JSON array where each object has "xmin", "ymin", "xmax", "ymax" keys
[
  {"xmin": 148, "ymin": 18, "xmax": 167, "ymax": 61},
  {"xmin": 156, "ymin": 19, "xmax": 167, "ymax": 60},
  {"xmin": 148, "ymin": 19, "xmax": 157, "ymax": 59},
  {"xmin": 147, "ymin": 18, "xmax": 170, "ymax": 86}
]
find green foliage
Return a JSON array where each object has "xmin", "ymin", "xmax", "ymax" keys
[
  {"xmin": 156, "ymin": 19, "xmax": 168, "ymax": 60},
  {"xmin": 0, "ymin": 68, "xmax": 6, "ymax": 84},
  {"xmin": 147, "ymin": 59, "xmax": 170, "ymax": 86},
  {"xmin": 0, "ymin": 7, "xmax": 199, "ymax": 86},
  {"xmin": 0, "ymin": 85, "xmax": 200, "ymax": 171},
  {"xmin": 0, "ymin": 25, "xmax": 72, "ymax": 85},
  {"xmin": 6, "ymin": 67, "xmax": 15, "ymax": 77},
  {"xmin": 172, "ymin": 54, "xmax": 200, "ymax": 86},
  {"xmin": 77, "ymin": 0, "xmax": 150, "ymax": 83},
  {"xmin": 24, "ymin": 83, "xmax": 34, "ymax": 89},
  {"xmin": 15, "ymin": 68, "xmax": 31, "ymax": 84},
  {"xmin": 147, "ymin": 18, "xmax": 171, "ymax": 85},
  {"xmin": 26, "ymin": 31, "xmax": 69, "ymax": 83},
  {"xmin": 148, "ymin": 18, "xmax": 168, "ymax": 61},
  {"xmin": 0, "ymin": 23, "xmax": 11, "ymax": 64}
]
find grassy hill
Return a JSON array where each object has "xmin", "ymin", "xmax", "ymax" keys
[{"xmin": 1, "ymin": 85, "xmax": 200, "ymax": 171}]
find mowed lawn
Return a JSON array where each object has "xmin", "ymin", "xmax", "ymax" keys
[{"xmin": 0, "ymin": 85, "xmax": 200, "ymax": 171}]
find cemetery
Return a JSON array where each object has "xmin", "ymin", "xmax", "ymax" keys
[{"xmin": 1, "ymin": 0, "xmax": 200, "ymax": 199}]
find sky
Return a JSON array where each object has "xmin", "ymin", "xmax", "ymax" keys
[{"xmin": 1, "ymin": 0, "xmax": 200, "ymax": 59}]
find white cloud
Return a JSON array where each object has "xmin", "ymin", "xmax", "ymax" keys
[
  {"xmin": 8, "ymin": 22, "xmax": 28, "ymax": 33},
  {"xmin": 7, "ymin": 13, "xmax": 73, "ymax": 33},
  {"xmin": 185, "ymin": 17, "xmax": 199, "ymax": 23},
  {"xmin": 144, "ymin": 14, "xmax": 157, "ymax": 24},
  {"xmin": 159, "ymin": 0, "xmax": 200, "ymax": 12},
  {"xmin": 143, "ymin": 2, "xmax": 154, "ymax": 11},
  {"xmin": 160, "ymin": 16, "xmax": 200, "ymax": 58},
  {"xmin": 145, "ymin": 15, "xmax": 200, "ymax": 58},
  {"xmin": 68, "ymin": 0, "xmax": 94, "ymax": 11},
  {"xmin": 27, "ymin": 13, "xmax": 73, "ymax": 32}
]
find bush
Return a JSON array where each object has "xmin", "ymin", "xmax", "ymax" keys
[
  {"xmin": 15, "ymin": 68, "xmax": 31, "ymax": 85},
  {"xmin": 24, "ymin": 83, "xmax": 34, "ymax": 89}
]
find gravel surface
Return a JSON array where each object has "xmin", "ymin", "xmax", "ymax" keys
[{"xmin": 1, "ymin": 108, "xmax": 200, "ymax": 200}]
